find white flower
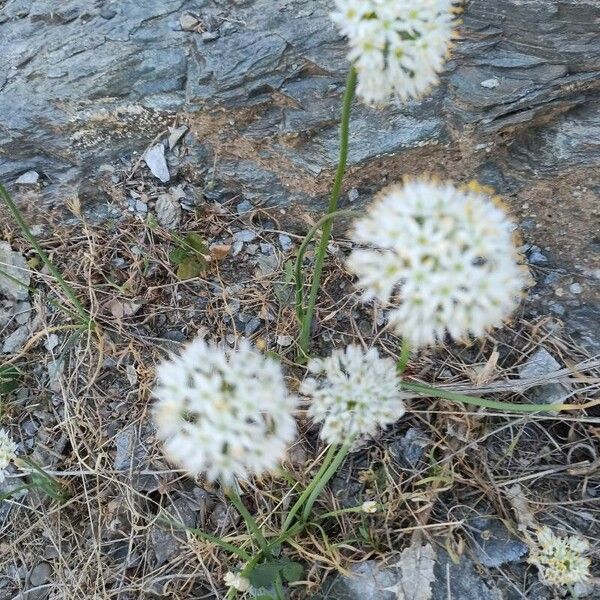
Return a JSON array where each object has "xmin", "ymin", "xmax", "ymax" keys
[
  {"xmin": 331, "ymin": 0, "xmax": 458, "ymax": 104},
  {"xmin": 361, "ymin": 500, "xmax": 378, "ymax": 513},
  {"xmin": 528, "ymin": 526, "xmax": 591, "ymax": 587},
  {"xmin": 0, "ymin": 429, "xmax": 17, "ymax": 483},
  {"xmin": 301, "ymin": 345, "xmax": 404, "ymax": 444},
  {"xmin": 153, "ymin": 339, "xmax": 297, "ymax": 485},
  {"xmin": 224, "ymin": 571, "xmax": 251, "ymax": 592},
  {"xmin": 347, "ymin": 179, "xmax": 528, "ymax": 347}
]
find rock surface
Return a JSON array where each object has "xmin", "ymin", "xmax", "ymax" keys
[
  {"xmin": 0, "ymin": 0, "xmax": 598, "ymax": 346},
  {"xmin": 0, "ymin": 242, "xmax": 30, "ymax": 301}
]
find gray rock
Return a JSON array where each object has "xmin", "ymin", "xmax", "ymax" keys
[
  {"xmin": 389, "ymin": 428, "xmax": 431, "ymax": 470},
  {"xmin": 28, "ymin": 562, "xmax": 51, "ymax": 587},
  {"xmin": 568, "ymin": 304, "xmax": 600, "ymax": 355},
  {"xmin": 179, "ymin": 12, "xmax": 199, "ymax": 32},
  {"xmin": 519, "ymin": 348, "xmax": 571, "ymax": 406},
  {"xmin": 569, "ymin": 282, "xmax": 582, "ymax": 294},
  {"xmin": 233, "ymin": 229, "xmax": 257, "ymax": 243},
  {"xmin": 15, "ymin": 301, "xmax": 32, "ymax": 325},
  {"xmin": 432, "ymin": 550, "xmax": 503, "ymax": 600},
  {"xmin": 168, "ymin": 125, "xmax": 188, "ymax": 150},
  {"xmin": 278, "ymin": 233, "xmax": 293, "ymax": 252},
  {"xmin": 244, "ymin": 316, "xmax": 261, "ymax": 336},
  {"xmin": 527, "ymin": 247, "xmax": 548, "ymax": 265},
  {"xmin": 2, "ymin": 325, "xmax": 29, "ymax": 354},
  {"xmin": 236, "ymin": 199, "xmax": 253, "ymax": 214},
  {"xmin": 321, "ymin": 561, "xmax": 397, "ymax": 600},
  {"xmin": 150, "ymin": 497, "xmax": 196, "ymax": 567},
  {"xmin": 144, "ymin": 144, "xmax": 170, "ymax": 183},
  {"xmin": 15, "ymin": 170, "xmax": 39, "ymax": 185},
  {"xmin": 0, "ymin": 242, "xmax": 30, "ymax": 301},
  {"xmin": 1, "ymin": 0, "xmax": 598, "ymax": 215},
  {"xmin": 321, "ymin": 549, "xmax": 503, "ymax": 600},
  {"xmin": 155, "ymin": 192, "xmax": 181, "ymax": 229},
  {"xmin": 468, "ymin": 517, "xmax": 528, "ymax": 568}
]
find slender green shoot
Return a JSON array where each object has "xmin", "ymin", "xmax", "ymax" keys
[
  {"xmin": 396, "ymin": 338, "xmax": 411, "ymax": 374},
  {"xmin": 301, "ymin": 440, "xmax": 352, "ymax": 522},
  {"xmin": 297, "ymin": 68, "xmax": 357, "ymax": 360},
  {"xmin": 401, "ymin": 381, "xmax": 576, "ymax": 413}
]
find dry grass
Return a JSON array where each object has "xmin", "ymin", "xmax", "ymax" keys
[{"xmin": 0, "ymin": 188, "xmax": 599, "ymax": 599}]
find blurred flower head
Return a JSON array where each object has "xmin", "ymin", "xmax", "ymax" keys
[
  {"xmin": 0, "ymin": 429, "xmax": 17, "ymax": 483},
  {"xmin": 301, "ymin": 345, "xmax": 404, "ymax": 444},
  {"xmin": 224, "ymin": 571, "xmax": 251, "ymax": 592},
  {"xmin": 153, "ymin": 339, "xmax": 297, "ymax": 485},
  {"xmin": 331, "ymin": 0, "xmax": 459, "ymax": 104},
  {"xmin": 361, "ymin": 500, "xmax": 378, "ymax": 513},
  {"xmin": 347, "ymin": 178, "xmax": 528, "ymax": 347},
  {"xmin": 528, "ymin": 526, "xmax": 590, "ymax": 587}
]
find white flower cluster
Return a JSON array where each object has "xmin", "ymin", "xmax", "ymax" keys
[
  {"xmin": 300, "ymin": 345, "xmax": 404, "ymax": 444},
  {"xmin": 224, "ymin": 571, "xmax": 251, "ymax": 592},
  {"xmin": 331, "ymin": 0, "xmax": 457, "ymax": 104},
  {"xmin": 347, "ymin": 179, "xmax": 528, "ymax": 347},
  {"xmin": 153, "ymin": 339, "xmax": 297, "ymax": 485},
  {"xmin": 0, "ymin": 429, "xmax": 17, "ymax": 483},
  {"xmin": 528, "ymin": 526, "xmax": 591, "ymax": 587}
]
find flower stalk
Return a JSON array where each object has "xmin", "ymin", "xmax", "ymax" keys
[{"xmin": 297, "ymin": 67, "xmax": 357, "ymax": 361}]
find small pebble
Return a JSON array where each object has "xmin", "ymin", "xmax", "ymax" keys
[
  {"xmin": 244, "ymin": 317, "xmax": 261, "ymax": 336},
  {"xmin": 29, "ymin": 562, "xmax": 51, "ymax": 586},
  {"xmin": 44, "ymin": 334, "xmax": 60, "ymax": 352},
  {"xmin": 260, "ymin": 243, "xmax": 274, "ymax": 255},
  {"xmin": 277, "ymin": 335, "xmax": 293, "ymax": 347},
  {"xmin": 180, "ymin": 12, "xmax": 199, "ymax": 31},
  {"xmin": 528, "ymin": 248, "xmax": 548, "ymax": 265},
  {"xmin": 202, "ymin": 31, "xmax": 220, "ymax": 42},
  {"xmin": 348, "ymin": 188, "xmax": 359, "ymax": 203},
  {"xmin": 15, "ymin": 170, "xmax": 39, "ymax": 185},
  {"xmin": 233, "ymin": 229, "xmax": 257, "ymax": 243},
  {"xmin": 278, "ymin": 234, "xmax": 293, "ymax": 251},
  {"xmin": 236, "ymin": 200, "xmax": 253, "ymax": 214},
  {"xmin": 569, "ymin": 282, "xmax": 582, "ymax": 294}
]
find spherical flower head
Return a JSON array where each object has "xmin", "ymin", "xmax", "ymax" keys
[
  {"xmin": 153, "ymin": 339, "xmax": 297, "ymax": 486},
  {"xmin": 224, "ymin": 571, "xmax": 251, "ymax": 592},
  {"xmin": 361, "ymin": 500, "xmax": 378, "ymax": 513},
  {"xmin": 347, "ymin": 179, "xmax": 529, "ymax": 347},
  {"xmin": 300, "ymin": 345, "xmax": 405, "ymax": 444},
  {"xmin": 528, "ymin": 526, "xmax": 591, "ymax": 587},
  {"xmin": 331, "ymin": 0, "xmax": 459, "ymax": 104},
  {"xmin": 0, "ymin": 429, "xmax": 17, "ymax": 483}
]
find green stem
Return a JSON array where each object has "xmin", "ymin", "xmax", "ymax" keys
[
  {"xmin": 227, "ymin": 489, "xmax": 270, "ymax": 554},
  {"xmin": 397, "ymin": 338, "xmax": 411, "ymax": 374},
  {"xmin": 301, "ymin": 441, "xmax": 352, "ymax": 522},
  {"xmin": 0, "ymin": 183, "xmax": 92, "ymax": 327},
  {"xmin": 294, "ymin": 209, "xmax": 358, "ymax": 325},
  {"xmin": 401, "ymin": 381, "xmax": 569, "ymax": 413},
  {"xmin": 297, "ymin": 68, "xmax": 357, "ymax": 361},
  {"xmin": 281, "ymin": 443, "xmax": 338, "ymax": 533}
]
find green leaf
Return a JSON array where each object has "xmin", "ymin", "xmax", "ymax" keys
[
  {"xmin": 281, "ymin": 561, "xmax": 303, "ymax": 583},
  {"xmin": 182, "ymin": 232, "xmax": 208, "ymax": 255},
  {"xmin": 0, "ymin": 365, "xmax": 20, "ymax": 396},
  {"xmin": 249, "ymin": 561, "xmax": 283, "ymax": 589},
  {"xmin": 169, "ymin": 247, "xmax": 187, "ymax": 265},
  {"xmin": 177, "ymin": 257, "xmax": 206, "ymax": 280}
]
